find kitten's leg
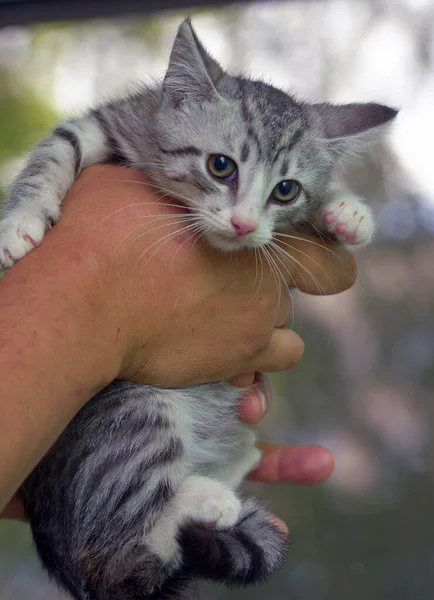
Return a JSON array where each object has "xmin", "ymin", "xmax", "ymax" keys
[
  {"xmin": 0, "ymin": 114, "xmax": 113, "ymax": 269},
  {"xmin": 146, "ymin": 475, "xmax": 242, "ymax": 564},
  {"xmin": 215, "ymin": 429, "xmax": 262, "ymax": 488},
  {"xmin": 314, "ymin": 188, "xmax": 375, "ymax": 249}
]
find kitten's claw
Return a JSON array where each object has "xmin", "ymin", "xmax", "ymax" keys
[
  {"xmin": 0, "ymin": 214, "xmax": 46, "ymax": 270},
  {"xmin": 321, "ymin": 196, "xmax": 374, "ymax": 248}
]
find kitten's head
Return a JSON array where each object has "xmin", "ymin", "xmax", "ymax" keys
[{"xmin": 154, "ymin": 18, "xmax": 397, "ymax": 252}]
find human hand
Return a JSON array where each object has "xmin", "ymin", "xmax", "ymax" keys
[
  {"xmin": 0, "ymin": 164, "xmax": 354, "ymax": 511},
  {"xmin": 44, "ymin": 165, "xmax": 356, "ymax": 388}
]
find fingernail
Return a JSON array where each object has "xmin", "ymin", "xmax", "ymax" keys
[
  {"xmin": 251, "ymin": 373, "xmax": 271, "ymax": 416},
  {"xmin": 257, "ymin": 389, "xmax": 267, "ymax": 415}
]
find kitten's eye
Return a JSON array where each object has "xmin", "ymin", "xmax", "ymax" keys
[
  {"xmin": 207, "ymin": 154, "xmax": 237, "ymax": 181},
  {"xmin": 271, "ymin": 180, "xmax": 301, "ymax": 203}
]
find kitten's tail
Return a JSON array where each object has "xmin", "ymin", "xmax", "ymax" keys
[
  {"xmin": 96, "ymin": 500, "xmax": 285, "ymax": 600},
  {"xmin": 179, "ymin": 499, "xmax": 287, "ymax": 586}
]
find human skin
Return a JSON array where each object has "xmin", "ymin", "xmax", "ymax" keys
[{"xmin": 0, "ymin": 165, "xmax": 356, "ymax": 520}]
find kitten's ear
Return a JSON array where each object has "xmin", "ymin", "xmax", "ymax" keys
[
  {"xmin": 163, "ymin": 18, "xmax": 225, "ymax": 107},
  {"xmin": 312, "ymin": 102, "xmax": 398, "ymax": 158}
]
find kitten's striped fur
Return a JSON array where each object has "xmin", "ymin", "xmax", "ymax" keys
[
  {"xmin": 2, "ymin": 18, "xmax": 397, "ymax": 600},
  {"xmin": 22, "ymin": 382, "xmax": 281, "ymax": 599}
]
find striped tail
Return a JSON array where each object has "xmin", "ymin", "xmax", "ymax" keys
[{"xmin": 178, "ymin": 499, "xmax": 287, "ymax": 586}]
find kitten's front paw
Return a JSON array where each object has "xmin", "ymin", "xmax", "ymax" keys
[
  {"xmin": 0, "ymin": 214, "xmax": 46, "ymax": 270},
  {"xmin": 320, "ymin": 197, "xmax": 374, "ymax": 248}
]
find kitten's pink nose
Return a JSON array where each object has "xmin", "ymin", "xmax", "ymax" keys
[{"xmin": 231, "ymin": 217, "xmax": 257, "ymax": 237}]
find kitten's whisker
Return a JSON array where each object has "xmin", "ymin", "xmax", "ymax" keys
[
  {"xmin": 262, "ymin": 248, "xmax": 281, "ymax": 314},
  {"xmin": 264, "ymin": 244, "xmax": 296, "ymax": 328},
  {"xmin": 275, "ymin": 231, "xmax": 353, "ymax": 277},
  {"xmin": 120, "ymin": 218, "xmax": 202, "ymax": 252},
  {"xmin": 303, "ymin": 218, "xmax": 334, "ymax": 247},
  {"xmin": 103, "ymin": 177, "xmax": 237, "ymax": 238},
  {"xmin": 92, "ymin": 202, "xmax": 182, "ymax": 230},
  {"xmin": 267, "ymin": 243, "xmax": 297, "ymax": 330},
  {"xmin": 276, "ymin": 233, "xmax": 335, "ymax": 342},
  {"xmin": 92, "ymin": 198, "xmax": 201, "ymax": 233},
  {"xmin": 103, "ymin": 176, "xmax": 205, "ymax": 211},
  {"xmin": 268, "ymin": 241, "xmax": 309, "ymax": 295},
  {"xmin": 248, "ymin": 247, "xmax": 264, "ymax": 305},
  {"xmin": 254, "ymin": 247, "xmax": 259, "ymax": 286},
  {"xmin": 147, "ymin": 223, "xmax": 203, "ymax": 262},
  {"xmin": 269, "ymin": 242, "xmax": 321, "ymax": 329},
  {"xmin": 120, "ymin": 216, "xmax": 200, "ymax": 250},
  {"xmin": 303, "ymin": 217, "xmax": 365, "ymax": 295},
  {"xmin": 274, "ymin": 233, "xmax": 346, "ymax": 295},
  {"xmin": 138, "ymin": 222, "xmax": 202, "ymax": 263},
  {"xmin": 126, "ymin": 179, "xmax": 205, "ymax": 210},
  {"xmin": 248, "ymin": 248, "xmax": 265, "ymax": 305},
  {"xmin": 131, "ymin": 213, "xmax": 202, "ymax": 222},
  {"xmin": 170, "ymin": 223, "xmax": 207, "ymax": 269},
  {"xmin": 270, "ymin": 240, "xmax": 328, "ymax": 297},
  {"xmin": 118, "ymin": 218, "xmax": 199, "ymax": 260},
  {"xmin": 261, "ymin": 246, "xmax": 282, "ymax": 317}
]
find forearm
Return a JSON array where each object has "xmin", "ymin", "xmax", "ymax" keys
[{"xmin": 0, "ymin": 235, "xmax": 121, "ymax": 510}]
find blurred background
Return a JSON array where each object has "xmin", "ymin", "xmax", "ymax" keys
[{"xmin": 1, "ymin": 0, "xmax": 434, "ymax": 598}]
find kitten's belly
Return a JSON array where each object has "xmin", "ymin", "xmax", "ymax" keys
[{"xmin": 173, "ymin": 382, "xmax": 247, "ymax": 474}]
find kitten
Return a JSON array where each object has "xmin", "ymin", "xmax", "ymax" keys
[{"xmin": 2, "ymin": 18, "xmax": 396, "ymax": 600}]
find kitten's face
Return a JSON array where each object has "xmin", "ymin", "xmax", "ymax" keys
[
  {"xmin": 152, "ymin": 19, "xmax": 396, "ymax": 252},
  {"xmin": 155, "ymin": 81, "xmax": 329, "ymax": 252}
]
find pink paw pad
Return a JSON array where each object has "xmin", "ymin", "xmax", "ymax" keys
[
  {"xmin": 336, "ymin": 223, "xmax": 346, "ymax": 234},
  {"xmin": 324, "ymin": 213, "xmax": 334, "ymax": 224},
  {"xmin": 201, "ymin": 521, "xmax": 218, "ymax": 528},
  {"xmin": 24, "ymin": 235, "xmax": 39, "ymax": 248}
]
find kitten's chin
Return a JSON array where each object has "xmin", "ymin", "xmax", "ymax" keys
[{"xmin": 206, "ymin": 232, "xmax": 265, "ymax": 252}]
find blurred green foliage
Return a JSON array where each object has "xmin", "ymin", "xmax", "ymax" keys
[
  {"xmin": 0, "ymin": 73, "xmax": 56, "ymax": 159},
  {"xmin": 0, "ymin": 70, "xmax": 57, "ymax": 202}
]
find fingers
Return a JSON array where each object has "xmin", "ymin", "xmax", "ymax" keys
[
  {"xmin": 248, "ymin": 443, "xmax": 335, "ymax": 485},
  {"xmin": 230, "ymin": 372, "xmax": 256, "ymax": 388},
  {"xmin": 237, "ymin": 373, "xmax": 271, "ymax": 424},
  {"xmin": 252, "ymin": 328, "xmax": 305, "ymax": 373},
  {"xmin": 276, "ymin": 232, "xmax": 357, "ymax": 295}
]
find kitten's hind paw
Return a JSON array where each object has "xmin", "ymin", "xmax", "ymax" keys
[
  {"xmin": 0, "ymin": 214, "xmax": 46, "ymax": 270},
  {"xmin": 180, "ymin": 498, "xmax": 286, "ymax": 585},
  {"xmin": 320, "ymin": 196, "xmax": 375, "ymax": 249},
  {"xmin": 183, "ymin": 477, "xmax": 242, "ymax": 529}
]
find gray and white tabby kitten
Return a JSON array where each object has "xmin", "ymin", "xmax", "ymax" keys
[{"xmin": 1, "ymin": 19, "xmax": 396, "ymax": 600}]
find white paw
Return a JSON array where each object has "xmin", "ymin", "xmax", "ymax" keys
[
  {"xmin": 320, "ymin": 196, "xmax": 374, "ymax": 248},
  {"xmin": 187, "ymin": 478, "xmax": 241, "ymax": 529},
  {"xmin": 0, "ymin": 214, "xmax": 46, "ymax": 270}
]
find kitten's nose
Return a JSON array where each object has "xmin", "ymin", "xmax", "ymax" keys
[{"xmin": 231, "ymin": 217, "xmax": 257, "ymax": 237}]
